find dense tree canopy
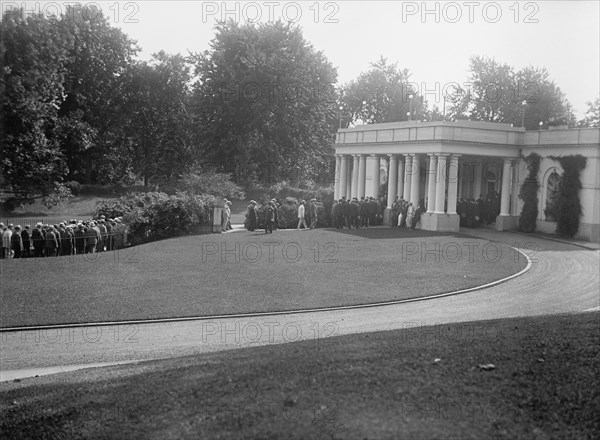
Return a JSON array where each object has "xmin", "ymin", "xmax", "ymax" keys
[
  {"xmin": 189, "ymin": 20, "xmax": 338, "ymax": 185},
  {"xmin": 339, "ymin": 57, "xmax": 426, "ymax": 127},
  {"xmin": 447, "ymin": 56, "xmax": 575, "ymax": 129},
  {"xmin": 1, "ymin": 10, "xmax": 595, "ymax": 208}
]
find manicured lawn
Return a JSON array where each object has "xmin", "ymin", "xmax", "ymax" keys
[
  {"xmin": 0, "ymin": 228, "xmax": 527, "ymax": 328},
  {"xmin": 1, "ymin": 312, "xmax": 598, "ymax": 439}
]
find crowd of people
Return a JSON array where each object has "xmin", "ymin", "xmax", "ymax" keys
[
  {"xmin": 233, "ymin": 190, "xmax": 502, "ymax": 234},
  {"xmin": 245, "ymin": 199, "xmax": 282, "ymax": 233},
  {"xmin": 330, "ymin": 196, "xmax": 387, "ymax": 229},
  {"xmin": 0, "ymin": 216, "xmax": 129, "ymax": 259},
  {"xmin": 457, "ymin": 191, "xmax": 501, "ymax": 228}
]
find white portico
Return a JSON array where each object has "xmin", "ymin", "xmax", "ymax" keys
[{"xmin": 333, "ymin": 120, "xmax": 600, "ymax": 242}]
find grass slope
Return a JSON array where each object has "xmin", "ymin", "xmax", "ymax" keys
[
  {"xmin": 1, "ymin": 312, "xmax": 598, "ymax": 439},
  {"xmin": 0, "ymin": 228, "xmax": 527, "ymax": 328}
]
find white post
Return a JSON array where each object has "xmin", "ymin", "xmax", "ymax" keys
[
  {"xmin": 358, "ymin": 155, "xmax": 367, "ymax": 199},
  {"xmin": 402, "ymin": 154, "xmax": 412, "ymax": 201},
  {"xmin": 500, "ymin": 158, "xmax": 513, "ymax": 216},
  {"xmin": 334, "ymin": 155, "xmax": 341, "ymax": 200},
  {"xmin": 426, "ymin": 154, "xmax": 437, "ymax": 213},
  {"xmin": 387, "ymin": 155, "xmax": 398, "ymax": 208},
  {"xmin": 409, "ymin": 154, "xmax": 420, "ymax": 205},
  {"xmin": 397, "ymin": 157, "xmax": 405, "ymax": 200},
  {"xmin": 351, "ymin": 155, "xmax": 360, "ymax": 199},
  {"xmin": 434, "ymin": 154, "xmax": 448, "ymax": 214},
  {"xmin": 371, "ymin": 155, "xmax": 381, "ymax": 198},
  {"xmin": 340, "ymin": 155, "xmax": 349, "ymax": 199}
]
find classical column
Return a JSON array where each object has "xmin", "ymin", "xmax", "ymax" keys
[
  {"xmin": 396, "ymin": 157, "xmax": 405, "ymax": 200},
  {"xmin": 511, "ymin": 158, "xmax": 521, "ymax": 216},
  {"xmin": 334, "ymin": 155, "xmax": 342, "ymax": 200},
  {"xmin": 371, "ymin": 155, "xmax": 380, "ymax": 198},
  {"xmin": 500, "ymin": 158, "xmax": 513, "ymax": 216},
  {"xmin": 409, "ymin": 154, "xmax": 421, "ymax": 205},
  {"xmin": 473, "ymin": 159, "xmax": 482, "ymax": 199},
  {"xmin": 447, "ymin": 154, "xmax": 461, "ymax": 214},
  {"xmin": 457, "ymin": 162, "xmax": 464, "ymax": 199},
  {"xmin": 434, "ymin": 154, "xmax": 448, "ymax": 214},
  {"xmin": 402, "ymin": 154, "xmax": 412, "ymax": 201},
  {"xmin": 387, "ymin": 155, "xmax": 398, "ymax": 208},
  {"xmin": 351, "ymin": 155, "xmax": 360, "ymax": 199},
  {"xmin": 339, "ymin": 155, "xmax": 349, "ymax": 199},
  {"xmin": 426, "ymin": 154, "xmax": 437, "ymax": 213},
  {"xmin": 358, "ymin": 155, "xmax": 367, "ymax": 199},
  {"xmin": 346, "ymin": 159, "xmax": 352, "ymax": 200}
]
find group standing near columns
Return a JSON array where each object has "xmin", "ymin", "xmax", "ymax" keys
[{"xmin": 334, "ymin": 153, "xmax": 516, "ymax": 228}]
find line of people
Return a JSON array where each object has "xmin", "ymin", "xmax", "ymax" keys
[
  {"xmin": 457, "ymin": 191, "xmax": 501, "ymax": 228},
  {"xmin": 330, "ymin": 197, "xmax": 385, "ymax": 229},
  {"xmin": 0, "ymin": 216, "xmax": 129, "ymax": 259}
]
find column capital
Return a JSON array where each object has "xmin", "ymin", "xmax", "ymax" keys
[
  {"xmin": 369, "ymin": 154, "xmax": 380, "ymax": 157},
  {"xmin": 450, "ymin": 154, "xmax": 462, "ymax": 158},
  {"xmin": 435, "ymin": 153, "xmax": 450, "ymax": 157}
]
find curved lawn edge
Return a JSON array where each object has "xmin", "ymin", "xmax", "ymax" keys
[{"xmin": 0, "ymin": 245, "xmax": 532, "ymax": 332}]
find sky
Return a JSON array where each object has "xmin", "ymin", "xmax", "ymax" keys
[{"xmin": 7, "ymin": 1, "xmax": 600, "ymax": 118}]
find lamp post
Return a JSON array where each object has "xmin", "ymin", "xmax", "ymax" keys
[
  {"xmin": 408, "ymin": 94, "xmax": 414, "ymax": 121},
  {"xmin": 521, "ymin": 100, "xmax": 527, "ymax": 128},
  {"xmin": 539, "ymin": 121, "xmax": 543, "ymax": 131},
  {"xmin": 338, "ymin": 105, "xmax": 344, "ymax": 129}
]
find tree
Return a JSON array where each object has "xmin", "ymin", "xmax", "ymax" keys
[
  {"xmin": 125, "ymin": 52, "xmax": 194, "ymax": 187},
  {"xmin": 454, "ymin": 56, "xmax": 575, "ymax": 130},
  {"xmin": 0, "ymin": 10, "xmax": 71, "ymax": 205},
  {"xmin": 189, "ymin": 20, "xmax": 338, "ymax": 185},
  {"xmin": 1, "ymin": 6, "xmax": 138, "ymax": 206},
  {"xmin": 56, "ymin": 4, "xmax": 138, "ymax": 184},
  {"xmin": 577, "ymin": 98, "xmax": 600, "ymax": 127},
  {"xmin": 339, "ymin": 57, "xmax": 425, "ymax": 127}
]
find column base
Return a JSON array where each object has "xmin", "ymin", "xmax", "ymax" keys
[
  {"xmin": 384, "ymin": 208, "xmax": 393, "ymax": 226},
  {"xmin": 420, "ymin": 213, "xmax": 460, "ymax": 232},
  {"xmin": 495, "ymin": 215, "xmax": 519, "ymax": 231}
]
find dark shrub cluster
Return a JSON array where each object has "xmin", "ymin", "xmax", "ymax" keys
[
  {"xmin": 549, "ymin": 155, "xmax": 587, "ymax": 238},
  {"xmin": 518, "ymin": 153, "xmax": 541, "ymax": 233},
  {"xmin": 95, "ymin": 192, "xmax": 219, "ymax": 243}
]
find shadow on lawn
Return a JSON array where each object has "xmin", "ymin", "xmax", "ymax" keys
[{"xmin": 327, "ymin": 226, "xmax": 474, "ymax": 241}]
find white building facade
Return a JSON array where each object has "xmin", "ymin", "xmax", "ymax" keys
[{"xmin": 333, "ymin": 120, "xmax": 600, "ymax": 242}]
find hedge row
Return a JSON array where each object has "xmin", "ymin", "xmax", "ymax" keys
[{"xmin": 94, "ymin": 192, "xmax": 219, "ymax": 243}]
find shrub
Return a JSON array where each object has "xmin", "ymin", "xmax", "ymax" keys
[
  {"xmin": 549, "ymin": 155, "xmax": 587, "ymax": 238},
  {"xmin": 65, "ymin": 181, "xmax": 81, "ymax": 196},
  {"xmin": 518, "ymin": 153, "xmax": 541, "ymax": 233},
  {"xmin": 94, "ymin": 191, "xmax": 219, "ymax": 244}
]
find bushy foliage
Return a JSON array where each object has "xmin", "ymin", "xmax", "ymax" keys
[
  {"xmin": 518, "ymin": 153, "xmax": 541, "ymax": 233},
  {"xmin": 178, "ymin": 168, "xmax": 245, "ymax": 199},
  {"xmin": 548, "ymin": 155, "xmax": 587, "ymax": 238},
  {"xmin": 94, "ymin": 191, "xmax": 219, "ymax": 243}
]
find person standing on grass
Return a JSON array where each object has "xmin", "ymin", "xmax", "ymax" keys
[
  {"xmin": 309, "ymin": 198, "xmax": 318, "ymax": 230},
  {"xmin": 11, "ymin": 226, "xmax": 23, "ymax": 259},
  {"xmin": 297, "ymin": 200, "xmax": 307, "ymax": 230},
  {"xmin": 265, "ymin": 201, "xmax": 275, "ymax": 234},
  {"xmin": 2, "ymin": 224, "xmax": 13, "ymax": 258},
  {"xmin": 98, "ymin": 220, "xmax": 107, "ymax": 252},
  {"xmin": 45, "ymin": 226, "xmax": 58, "ymax": 257},
  {"xmin": 32, "ymin": 223, "xmax": 44, "ymax": 257},
  {"xmin": 271, "ymin": 199, "xmax": 278, "ymax": 231},
  {"xmin": 85, "ymin": 223, "xmax": 97, "ymax": 254},
  {"xmin": 0, "ymin": 223, "xmax": 7, "ymax": 259},
  {"xmin": 75, "ymin": 224, "xmax": 86, "ymax": 254},
  {"xmin": 21, "ymin": 225, "xmax": 31, "ymax": 258}
]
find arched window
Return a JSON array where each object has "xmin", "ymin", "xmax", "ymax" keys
[{"xmin": 544, "ymin": 171, "xmax": 561, "ymax": 221}]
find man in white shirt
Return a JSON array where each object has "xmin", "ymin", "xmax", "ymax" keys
[{"xmin": 297, "ymin": 200, "xmax": 307, "ymax": 230}]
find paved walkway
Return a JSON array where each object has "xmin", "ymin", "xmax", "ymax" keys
[{"xmin": 1, "ymin": 228, "xmax": 598, "ymax": 381}]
